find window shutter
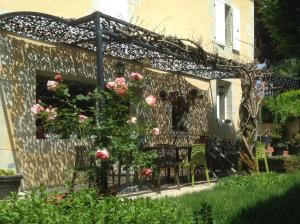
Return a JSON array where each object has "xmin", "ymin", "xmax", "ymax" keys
[
  {"xmin": 0, "ymin": 9, "xmax": 8, "ymax": 15},
  {"xmin": 232, "ymin": 7, "xmax": 241, "ymax": 51},
  {"xmin": 92, "ymin": 0, "xmax": 129, "ymax": 21},
  {"xmin": 215, "ymin": 0, "xmax": 225, "ymax": 45}
]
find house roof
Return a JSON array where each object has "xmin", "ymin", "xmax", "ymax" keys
[{"xmin": 0, "ymin": 11, "xmax": 299, "ymax": 89}]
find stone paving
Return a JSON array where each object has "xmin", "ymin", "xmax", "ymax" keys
[{"xmin": 119, "ymin": 181, "xmax": 216, "ymax": 199}]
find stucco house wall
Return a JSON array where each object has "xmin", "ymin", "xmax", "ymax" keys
[
  {"xmin": 0, "ymin": 0, "xmax": 254, "ymax": 62},
  {"xmin": 0, "ymin": 31, "xmax": 212, "ymax": 189},
  {"xmin": 0, "ymin": 0, "xmax": 249, "ymax": 188}
]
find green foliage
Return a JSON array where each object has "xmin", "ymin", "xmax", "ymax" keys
[
  {"xmin": 192, "ymin": 203, "xmax": 215, "ymax": 224},
  {"xmin": 272, "ymin": 58, "xmax": 300, "ymax": 79},
  {"xmin": 3, "ymin": 172, "xmax": 300, "ymax": 224},
  {"xmin": 0, "ymin": 189, "xmax": 184, "ymax": 224},
  {"xmin": 0, "ymin": 169, "xmax": 15, "ymax": 176},
  {"xmin": 265, "ymin": 89, "xmax": 300, "ymax": 124},
  {"xmin": 37, "ymin": 75, "xmax": 157, "ymax": 168},
  {"xmin": 257, "ymin": 0, "xmax": 300, "ymax": 58},
  {"xmin": 259, "ymin": 155, "xmax": 300, "ymax": 173}
]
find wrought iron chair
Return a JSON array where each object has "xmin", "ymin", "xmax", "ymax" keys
[{"xmin": 154, "ymin": 144, "xmax": 181, "ymax": 192}]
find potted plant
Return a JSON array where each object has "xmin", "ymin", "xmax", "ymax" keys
[
  {"xmin": 273, "ymin": 142, "xmax": 288, "ymax": 156},
  {"xmin": 0, "ymin": 169, "xmax": 23, "ymax": 199}
]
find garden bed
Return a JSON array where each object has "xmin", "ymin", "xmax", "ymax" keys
[{"xmin": 2, "ymin": 172, "xmax": 300, "ymax": 223}]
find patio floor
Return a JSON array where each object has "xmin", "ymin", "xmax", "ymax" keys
[{"xmin": 119, "ymin": 180, "xmax": 216, "ymax": 199}]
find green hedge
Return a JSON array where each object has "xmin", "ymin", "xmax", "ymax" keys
[
  {"xmin": 259, "ymin": 155, "xmax": 300, "ymax": 172},
  {"xmin": 0, "ymin": 189, "xmax": 188, "ymax": 224}
]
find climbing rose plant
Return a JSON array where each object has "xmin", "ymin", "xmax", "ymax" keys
[{"xmin": 31, "ymin": 72, "xmax": 158, "ymax": 190}]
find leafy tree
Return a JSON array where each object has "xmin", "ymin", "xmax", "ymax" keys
[
  {"xmin": 272, "ymin": 58, "xmax": 300, "ymax": 79},
  {"xmin": 256, "ymin": 0, "xmax": 300, "ymax": 59},
  {"xmin": 255, "ymin": 0, "xmax": 300, "ymax": 79},
  {"xmin": 265, "ymin": 89, "xmax": 300, "ymax": 124}
]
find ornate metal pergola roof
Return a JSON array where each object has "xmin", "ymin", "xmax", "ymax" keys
[{"xmin": 0, "ymin": 11, "xmax": 299, "ymax": 89}]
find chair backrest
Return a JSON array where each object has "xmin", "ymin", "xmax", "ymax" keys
[
  {"xmin": 74, "ymin": 146, "xmax": 93, "ymax": 171},
  {"xmin": 191, "ymin": 144, "xmax": 206, "ymax": 164},
  {"xmin": 256, "ymin": 143, "xmax": 267, "ymax": 160},
  {"xmin": 155, "ymin": 145, "xmax": 178, "ymax": 168}
]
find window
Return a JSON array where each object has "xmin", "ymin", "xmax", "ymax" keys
[
  {"xmin": 217, "ymin": 85, "xmax": 226, "ymax": 120},
  {"xmin": 170, "ymin": 92, "xmax": 188, "ymax": 132},
  {"xmin": 215, "ymin": 1, "xmax": 240, "ymax": 51},
  {"xmin": 216, "ymin": 83, "xmax": 231, "ymax": 122},
  {"xmin": 36, "ymin": 73, "xmax": 95, "ymax": 139},
  {"xmin": 225, "ymin": 4, "xmax": 232, "ymax": 47},
  {"xmin": 91, "ymin": 0, "xmax": 129, "ymax": 21}
]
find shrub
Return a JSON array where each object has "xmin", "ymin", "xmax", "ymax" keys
[
  {"xmin": 0, "ymin": 189, "xmax": 188, "ymax": 224},
  {"xmin": 259, "ymin": 155, "xmax": 300, "ymax": 173}
]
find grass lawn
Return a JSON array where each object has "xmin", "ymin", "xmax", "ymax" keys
[{"xmin": 163, "ymin": 171, "xmax": 300, "ymax": 224}]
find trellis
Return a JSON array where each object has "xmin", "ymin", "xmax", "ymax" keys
[{"xmin": 0, "ymin": 11, "xmax": 299, "ymax": 172}]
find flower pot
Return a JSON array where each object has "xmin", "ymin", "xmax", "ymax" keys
[
  {"xmin": 283, "ymin": 150, "xmax": 289, "ymax": 157},
  {"xmin": 274, "ymin": 143, "xmax": 287, "ymax": 156},
  {"xmin": 267, "ymin": 146, "xmax": 274, "ymax": 156},
  {"xmin": 0, "ymin": 175, "xmax": 23, "ymax": 199}
]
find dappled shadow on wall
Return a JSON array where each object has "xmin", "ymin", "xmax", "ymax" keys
[
  {"xmin": 0, "ymin": 32, "xmax": 97, "ymax": 189},
  {"xmin": 231, "ymin": 183, "xmax": 300, "ymax": 224}
]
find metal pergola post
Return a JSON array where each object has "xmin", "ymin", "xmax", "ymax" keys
[
  {"xmin": 94, "ymin": 12, "xmax": 105, "ymax": 89},
  {"xmin": 94, "ymin": 12, "xmax": 109, "ymax": 192}
]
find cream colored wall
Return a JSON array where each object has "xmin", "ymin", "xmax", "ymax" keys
[
  {"xmin": 131, "ymin": 0, "xmax": 254, "ymax": 62},
  {"xmin": 0, "ymin": 0, "xmax": 92, "ymax": 18},
  {"xmin": 0, "ymin": 0, "xmax": 254, "ymax": 61},
  {"xmin": 0, "ymin": 31, "xmax": 211, "ymax": 189},
  {"xmin": 0, "ymin": 0, "xmax": 247, "ymax": 187},
  {"xmin": 0, "ymin": 31, "xmax": 97, "ymax": 189}
]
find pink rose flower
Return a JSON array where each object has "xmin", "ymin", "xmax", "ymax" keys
[
  {"xmin": 79, "ymin": 114, "xmax": 88, "ymax": 123},
  {"xmin": 45, "ymin": 107, "xmax": 57, "ymax": 120},
  {"xmin": 115, "ymin": 77, "xmax": 126, "ymax": 84},
  {"xmin": 114, "ymin": 83, "xmax": 128, "ymax": 96},
  {"xmin": 47, "ymin": 80, "xmax": 59, "ymax": 91},
  {"xmin": 30, "ymin": 104, "xmax": 45, "ymax": 115},
  {"xmin": 129, "ymin": 72, "xmax": 143, "ymax": 81},
  {"xmin": 54, "ymin": 73, "xmax": 63, "ymax": 82},
  {"xmin": 142, "ymin": 168, "xmax": 152, "ymax": 177},
  {"xmin": 95, "ymin": 149, "xmax": 109, "ymax": 161},
  {"xmin": 106, "ymin": 81, "xmax": 115, "ymax": 90},
  {"xmin": 145, "ymin": 95, "xmax": 157, "ymax": 108},
  {"xmin": 151, "ymin": 127, "xmax": 160, "ymax": 136}
]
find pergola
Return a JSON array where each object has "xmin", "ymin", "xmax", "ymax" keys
[{"xmin": 0, "ymin": 11, "xmax": 299, "ymax": 172}]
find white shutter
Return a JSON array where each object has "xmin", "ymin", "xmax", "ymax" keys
[
  {"xmin": 0, "ymin": 9, "xmax": 8, "ymax": 15},
  {"xmin": 92, "ymin": 0, "xmax": 129, "ymax": 21},
  {"xmin": 215, "ymin": 0, "xmax": 225, "ymax": 45},
  {"xmin": 232, "ymin": 7, "xmax": 241, "ymax": 51}
]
